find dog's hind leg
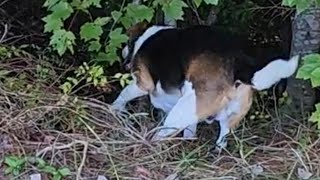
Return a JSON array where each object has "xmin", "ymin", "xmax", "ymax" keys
[
  {"xmin": 183, "ymin": 123, "xmax": 198, "ymax": 139},
  {"xmin": 152, "ymin": 81, "xmax": 199, "ymax": 140},
  {"xmin": 214, "ymin": 84, "xmax": 253, "ymax": 150}
]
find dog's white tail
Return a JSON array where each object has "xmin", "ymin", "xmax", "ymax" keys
[{"xmin": 251, "ymin": 55, "xmax": 299, "ymax": 91}]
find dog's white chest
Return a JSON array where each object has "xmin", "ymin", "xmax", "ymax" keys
[{"xmin": 149, "ymin": 82, "xmax": 181, "ymax": 113}]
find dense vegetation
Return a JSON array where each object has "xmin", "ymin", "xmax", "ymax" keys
[{"xmin": 0, "ymin": 0, "xmax": 320, "ymax": 179}]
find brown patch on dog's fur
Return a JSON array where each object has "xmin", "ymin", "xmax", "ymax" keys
[
  {"xmin": 185, "ymin": 53, "xmax": 237, "ymax": 120},
  {"xmin": 132, "ymin": 56, "xmax": 155, "ymax": 92},
  {"xmin": 228, "ymin": 83, "xmax": 253, "ymax": 128},
  {"xmin": 127, "ymin": 21, "xmax": 149, "ymax": 40}
]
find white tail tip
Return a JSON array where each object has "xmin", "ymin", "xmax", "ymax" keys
[{"xmin": 252, "ymin": 55, "xmax": 300, "ymax": 91}]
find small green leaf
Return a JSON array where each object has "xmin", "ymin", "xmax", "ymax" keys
[
  {"xmin": 194, "ymin": 0, "xmax": 203, "ymax": 7},
  {"xmin": 88, "ymin": 0, "xmax": 102, "ymax": 8},
  {"xmin": 4, "ymin": 167, "xmax": 13, "ymax": 175},
  {"xmin": 87, "ymin": 77, "xmax": 92, "ymax": 82},
  {"xmin": 0, "ymin": 70, "xmax": 10, "ymax": 76},
  {"xmin": 93, "ymin": 78, "xmax": 98, "ymax": 86},
  {"xmin": 67, "ymin": 77, "xmax": 79, "ymax": 85},
  {"xmin": 94, "ymin": 17, "xmax": 111, "ymax": 26},
  {"xmin": 111, "ymin": 10, "xmax": 122, "ymax": 22},
  {"xmin": 120, "ymin": 79, "xmax": 125, "ymax": 87},
  {"xmin": 100, "ymin": 77, "xmax": 107, "ymax": 85},
  {"xmin": 42, "ymin": 15, "xmax": 63, "ymax": 32},
  {"xmin": 43, "ymin": 0, "xmax": 59, "ymax": 8},
  {"xmin": 88, "ymin": 40, "xmax": 101, "ymax": 52},
  {"xmin": 281, "ymin": 0, "xmax": 293, "ymax": 6},
  {"xmin": 60, "ymin": 82, "xmax": 72, "ymax": 94},
  {"xmin": 41, "ymin": 165, "xmax": 57, "ymax": 174},
  {"xmin": 303, "ymin": 54, "xmax": 320, "ymax": 64},
  {"xmin": 80, "ymin": 22, "xmax": 103, "ymax": 42},
  {"xmin": 53, "ymin": 174, "xmax": 62, "ymax": 180},
  {"xmin": 204, "ymin": 0, "xmax": 219, "ymax": 5},
  {"xmin": 162, "ymin": 0, "xmax": 188, "ymax": 20},
  {"xmin": 49, "ymin": 29, "xmax": 76, "ymax": 56},
  {"xmin": 36, "ymin": 158, "xmax": 46, "ymax": 168},
  {"xmin": 120, "ymin": 16, "xmax": 133, "ymax": 29},
  {"xmin": 126, "ymin": 4, "xmax": 155, "ymax": 22},
  {"xmin": 50, "ymin": 2, "xmax": 74, "ymax": 20},
  {"xmin": 58, "ymin": 167, "xmax": 71, "ymax": 176},
  {"xmin": 5, "ymin": 156, "xmax": 19, "ymax": 167},
  {"xmin": 296, "ymin": 0, "xmax": 310, "ymax": 14},
  {"xmin": 114, "ymin": 73, "xmax": 122, "ymax": 78},
  {"xmin": 109, "ymin": 28, "xmax": 129, "ymax": 47},
  {"xmin": 310, "ymin": 103, "xmax": 320, "ymax": 129},
  {"xmin": 13, "ymin": 168, "xmax": 20, "ymax": 176}
]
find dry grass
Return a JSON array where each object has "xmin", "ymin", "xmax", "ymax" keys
[{"xmin": 1, "ymin": 57, "xmax": 320, "ymax": 180}]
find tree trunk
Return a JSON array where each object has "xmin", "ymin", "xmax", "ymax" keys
[{"xmin": 287, "ymin": 7, "xmax": 320, "ymax": 115}]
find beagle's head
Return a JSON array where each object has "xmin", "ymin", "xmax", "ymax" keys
[
  {"xmin": 121, "ymin": 21, "xmax": 175, "ymax": 70},
  {"xmin": 121, "ymin": 21, "xmax": 150, "ymax": 70}
]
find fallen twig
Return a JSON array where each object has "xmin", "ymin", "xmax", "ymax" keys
[{"xmin": 0, "ymin": 24, "xmax": 8, "ymax": 43}]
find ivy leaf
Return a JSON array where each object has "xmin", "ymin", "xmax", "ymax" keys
[
  {"xmin": 204, "ymin": 0, "xmax": 219, "ymax": 5},
  {"xmin": 126, "ymin": 4, "xmax": 155, "ymax": 22},
  {"xmin": 94, "ymin": 17, "xmax": 111, "ymax": 26},
  {"xmin": 120, "ymin": 16, "xmax": 133, "ymax": 29},
  {"xmin": 42, "ymin": 15, "xmax": 63, "ymax": 32},
  {"xmin": 111, "ymin": 10, "xmax": 122, "ymax": 22},
  {"xmin": 311, "ymin": 67, "xmax": 320, "ymax": 87},
  {"xmin": 43, "ymin": 0, "xmax": 59, "ymax": 8},
  {"xmin": 80, "ymin": 22, "xmax": 103, "ymax": 42},
  {"xmin": 88, "ymin": 40, "xmax": 101, "ymax": 52},
  {"xmin": 58, "ymin": 168, "xmax": 71, "ymax": 176},
  {"xmin": 296, "ymin": 64, "xmax": 318, "ymax": 79},
  {"xmin": 297, "ymin": 54, "xmax": 320, "ymax": 81},
  {"xmin": 108, "ymin": 28, "xmax": 129, "ymax": 48},
  {"xmin": 88, "ymin": 0, "xmax": 102, "ymax": 8},
  {"xmin": 50, "ymin": 2, "xmax": 74, "ymax": 20},
  {"xmin": 296, "ymin": 0, "xmax": 311, "ymax": 14},
  {"xmin": 49, "ymin": 29, "xmax": 76, "ymax": 56},
  {"xmin": 310, "ymin": 103, "xmax": 320, "ymax": 129},
  {"xmin": 281, "ymin": 0, "xmax": 295, "ymax": 6},
  {"xmin": 162, "ymin": 0, "xmax": 188, "ymax": 20},
  {"xmin": 5, "ymin": 156, "xmax": 19, "ymax": 167},
  {"xmin": 194, "ymin": 0, "xmax": 203, "ymax": 7}
]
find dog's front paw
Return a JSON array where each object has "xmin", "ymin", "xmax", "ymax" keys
[{"xmin": 110, "ymin": 102, "xmax": 126, "ymax": 112}]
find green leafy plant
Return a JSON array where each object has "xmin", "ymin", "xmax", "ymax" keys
[
  {"xmin": 297, "ymin": 54, "xmax": 320, "ymax": 129},
  {"xmin": 41, "ymin": 0, "xmax": 220, "ymax": 91},
  {"xmin": 39, "ymin": 164, "xmax": 71, "ymax": 180},
  {"xmin": 4, "ymin": 155, "xmax": 71, "ymax": 180},
  {"xmin": 4, "ymin": 156, "xmax": 26, "ymax": 176},
  {"xmin": 60, "ymin": 62, "xmax": 108, "ymax": 94},
  {"xmin": 282, "ymin": 0, "xmax": 320, "ymax": 13},
  {"xmin": 113, "ymin": 72, "xmax": 132, "ymax": 87}
]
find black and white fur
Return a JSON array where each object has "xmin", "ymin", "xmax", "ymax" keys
[{"xmin": 112, "ymin": 24, "xmax": 299, "ymax": 149}]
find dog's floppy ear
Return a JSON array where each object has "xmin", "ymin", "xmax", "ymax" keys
[{"xmin": 126, "ymin": 20, "xmax": 149, "ymax": 40}]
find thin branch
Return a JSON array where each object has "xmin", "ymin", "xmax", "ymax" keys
[
  {"xmin": 0, "ymin": 24, "xmax": 8, "ymax": 43},
  {"xmin": 76, "ymin": 141, "xmax": 88, "ymax": 180},
  {"xmin": 0, "ymin": 0, "xmax": 10, "ymax": 7}
]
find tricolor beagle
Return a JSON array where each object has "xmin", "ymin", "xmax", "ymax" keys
[{"xmin": 111, "ymin": 22, "xmax": 299, "ymax": 149}]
